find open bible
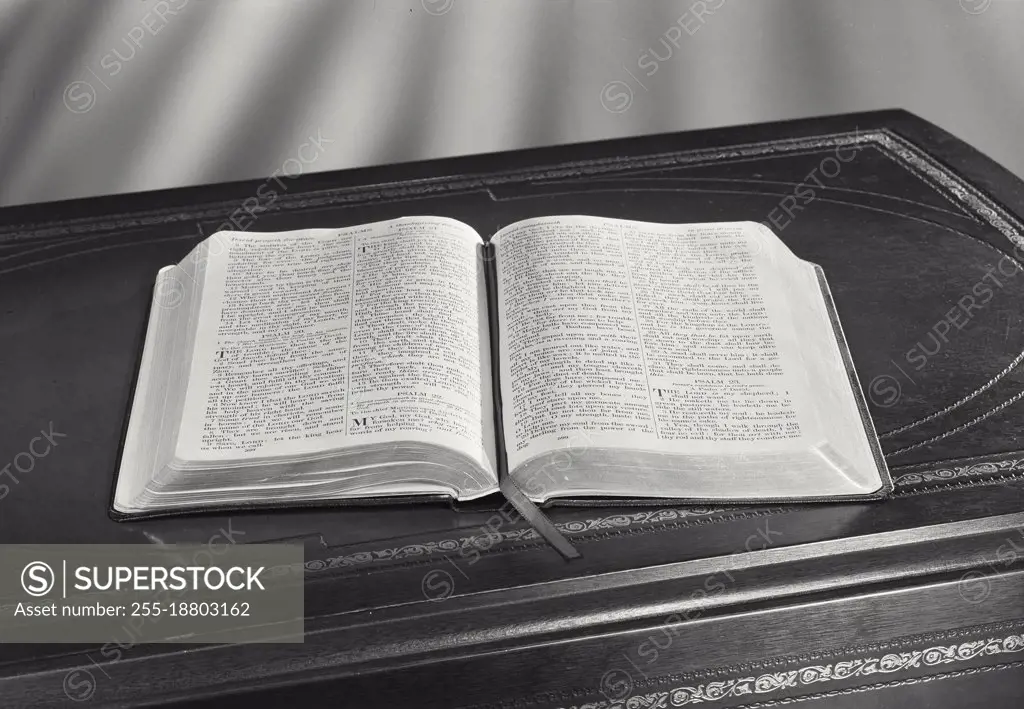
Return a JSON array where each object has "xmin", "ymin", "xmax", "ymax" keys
[{"xmin": 112, "ymin": 216, "xmax": 891, "ymax": 516}]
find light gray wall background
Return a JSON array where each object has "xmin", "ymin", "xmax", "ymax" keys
[{"xmin": 0, "ymin": 0, "xmax": 1021, "ymax": 207}]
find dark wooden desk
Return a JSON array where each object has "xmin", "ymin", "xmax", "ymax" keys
[{"xmin": 2, "ymin": 110, "xmax": 1024, "ymax": 707}]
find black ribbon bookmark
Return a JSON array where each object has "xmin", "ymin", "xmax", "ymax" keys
[{"xmin": 499, "ymin": 475, "xmax": 581, "ymax": 561}]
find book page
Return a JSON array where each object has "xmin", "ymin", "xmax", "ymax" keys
[
  {"xmin": 493, "ymin": 216, "xmax": 827, "ymax": 472},
  {"xmin": 174, "ymin": 217, "xmax": 495, "ymax": 476}
]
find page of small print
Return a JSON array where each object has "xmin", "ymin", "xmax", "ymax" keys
[
  {"xmin": 494, "ymin": 217, "xmax": 821, "ymax": 470},
  {"xmin": 175, "ymin": 218, "xmax": 497, "ymax": 477}
]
